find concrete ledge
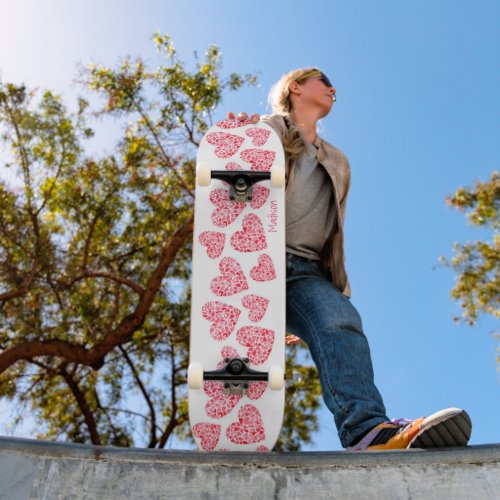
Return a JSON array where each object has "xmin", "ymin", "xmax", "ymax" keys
[{"xmin": 1, "ymin": 436, "xmax": 499, "ymax": 499}]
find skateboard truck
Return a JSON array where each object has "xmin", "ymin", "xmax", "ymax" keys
[
  {"xmin": 196, "ymin": 163, "xmax": 286, "ymax": 201},
  {"xmin": 204, "ymin": 357, "xmax": 268, "ymax": 395},
  {"xmin": 210, "ymin": 171, "xmax": 270, "ymax": 202},
  {"xmin": 188, "ymin": 358, "xmax": 285, "ymax": 394}
]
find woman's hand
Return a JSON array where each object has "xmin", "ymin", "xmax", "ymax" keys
[
  {"xmin": 227, "ymin": 111, "xmax": 260, "ymax": 123},
  {"xmin": 285, "ymin": 335, "xmax": 302, "ymax": 346}
]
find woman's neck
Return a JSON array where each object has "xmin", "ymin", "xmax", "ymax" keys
[{"xmin": 289, "ymin": 109, "xmax": 319, "ymax": 143}]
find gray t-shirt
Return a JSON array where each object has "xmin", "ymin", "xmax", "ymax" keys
[{"xmin": 286, "ymin": 141, "xmax": 336, "ymax": 260}]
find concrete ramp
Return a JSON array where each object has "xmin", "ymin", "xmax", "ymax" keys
[{"xmin": 0, "ymin": 436, "xmax": 499, "ymax": 499}]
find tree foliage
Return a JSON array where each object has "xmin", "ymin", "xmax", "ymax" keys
[
  {"xmin": 443, "ymin": 171, "xmax": 499, "ymax": 328},
  {"xmin": 0, "ymin": 34, "xmax": 322, "ymax": 449}
]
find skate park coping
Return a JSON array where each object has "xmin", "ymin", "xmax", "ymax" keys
[{"xmin": 1, "ymin": 435, "xmax": 499, "ymax": 499}]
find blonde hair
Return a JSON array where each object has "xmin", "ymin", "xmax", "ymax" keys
[
  {"xmin": 268, "ymin": 67, "xmax": 319, "ymax": 115},
  {"xmin": 267, "ymin": 67, "xmax": 319, "ymax": 163}
]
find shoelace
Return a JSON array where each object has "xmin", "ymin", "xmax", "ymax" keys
[
  {"xmin": 386, "ymin": 418, "xmax": 418, "ymax": 435},
  {"xmin": 390, "ymin": 417, "xmax": 416, "ymax": 427}
]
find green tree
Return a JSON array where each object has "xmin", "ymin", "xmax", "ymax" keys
[
  {"xmin": 0, "ymin": 34, "xmax": 322, "ymax": 449},
  {"xmin": 443, "ymin": 171, "xmax": 499, "ymax": 332}
]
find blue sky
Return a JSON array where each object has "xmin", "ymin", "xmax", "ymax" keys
[{"xmin": 0, "ymin": 0, "xmax": 498, "ymax": 450}]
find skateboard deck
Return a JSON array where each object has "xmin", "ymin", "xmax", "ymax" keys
[{"xmin": 188, "ymin": 118, "xmax": 286, "ymax": 451}]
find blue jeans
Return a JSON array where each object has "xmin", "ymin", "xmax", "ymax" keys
[{"xmin": 286, "ymin": 253, "xmax": 388, "ymax": 447}]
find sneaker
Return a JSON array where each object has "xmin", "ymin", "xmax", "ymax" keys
[{"xmin": 348, "ymin": 408, "xmax": 472, "ymax": 451}]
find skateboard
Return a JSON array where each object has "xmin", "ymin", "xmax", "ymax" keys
[{"xmin": 188, "ymin": 118, "xmax": 286, "ymax": 451}]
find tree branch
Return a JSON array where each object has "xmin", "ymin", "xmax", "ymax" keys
[
  {"xmin": 119, "ymin": 345, "xmax": 157, "ymax": 447},
  {"xmin": 82, "ymin": 188, "xmax": 120, "ymax": 271},
  {"xmin": 83, "ymin": 269, "xmax": 145, "ymax": 296},
  {"xmin": 130, "ymin": 94, "xmax": 194, "ymax": 198},
  {"xmin": 0, "ymin": 216, "xmax": 193, "ymax": 374},
  {"xmin": 35, "ymin": 143, "xmax": 68, "ymax": 217},
  {"xmin": 158, "ymin": 342, "xmax": 180, "ymax": 448},
  {"xmin": 0, "ymin": 257, "xmax": 39, "ymax": 302},
  {"xmin": 58, "ymin": 366, "xmax": 101, "ymax": 445}
]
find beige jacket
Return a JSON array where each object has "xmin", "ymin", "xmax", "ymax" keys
[{"xmin": 262, "ymin": 114, "xmax": 352, "ymax": 297}]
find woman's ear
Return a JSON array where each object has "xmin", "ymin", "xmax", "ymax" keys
[{"xmin": 288, "ymin": 81, "xmax": 301, "ymax": 96}]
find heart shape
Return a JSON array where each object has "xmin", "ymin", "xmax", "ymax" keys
[
  {"xmin": 210, "ymin": 257, "xmax": 249, "ymax": 297},
  {"xmin": 216, "ymin": 118, "xmax": 253, "ymax": 129},
  {"xmin": 204, "ymin": 381, "xmax": 242, "ymax": 419},
  {"xmin": 206, "ymin": 132, "xmax": 244, "ymax": 159},
  {"xmin": 226, "ymin": 404, "xmax": 266, "ymax": 445},
  {"xmin": 192, "ymin": 422, "xmax": 221, "ymax": 451},
  {"xmin": 225, "ymin": 161, "xmax": 242, "ymax": 170},
  {"xmin": 247, "ymin": 382, "xmax": 268, "ymax": 400},
  {"xmin": 219, "ymin": 345, "xmax": 240, "ymax": 364},
  {"xmin": 199, "ymin": 231, "xmax": 225, "ymax": 259},
  {"xmin": 246, "ymin": 127, "xmax": 271, "ymax": 146},
  {"xmin": 202, "ymin": 301, "xmax": 241, "ymax": 341},
  {"xmin": 240, "ymin": 149, "xmax": 276, "ymax": 171},
  {"xmin": 242, "ymin": 294, "xmax": 269, "ymax": 322},
  {"xmin": 236, "ymin": 326, "xmax": 275, "ymax": 364},
  {"xmin": 210, "ymin": 188, "xmax": 246, "ymax": 228},
  {"xmin": 250, "ymin": 254, "xmax": 276, "ymax": 282},
  {"xmin": 250, "ymin": 185, "xmax": 270, "ymax": 209},
  {"xmin": 230, "ymin": 214, "xmax": 267, "ymax": 253}
]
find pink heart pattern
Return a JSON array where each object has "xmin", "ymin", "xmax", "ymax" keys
[
  {"xmin": 242, "ymin": 294, "xmax": 269, "ymax": 322},
  {"xmin": 193, "ymin": 122, "xmax": 283, "ymax": 450},
  {"xmin": 246, "ymin": 127, "xmax": 271, "ymax": 146},
  {"xmin": 216, "ymin": 118, "xmax": 253, "ymax": 129},
  {"xmin": 226, "ymin": 404, "xmax": 266, "ymax": 444},
  {"xmin": 210, "ymin": 189, "xmax": 246, "ymax": 227},
  {"xmin": 219, "ymin": 345, "xmax": 240, "ymax": 364},
  {"xmin": 230, "ymin": 214, "xmax": 267, "ymax": 253},
  {"xmin": 192, "ymin": 423, "xmax": 221, "ymax": 451},
  {"xmin": 240, "ymin": 149, "xmax": 276, "ymax": 171},
  {"xmin": 236, "ymin": 326, "xmax": 275, "ymax": 364},
  {"xmin": 210, "ymin": 257, "xmax": 249, "ymax": 296},
  {"xmin": 206, "ymin": 132, "xmax": 244, "ymax": 159},
  {"xmin": 250, "ymin": 254, "xmax": 276, "ymax": 282},
  {"xmin": 199, "ymin": 231, "xmax": 225, "ymax": 259},
  {"xmin": 247, "ymin": 382, "xmax": 268, "ymax": 400},
  {"xmin": 250, "ymin": 185, "xmax": 270, "ymax": 210},
  {"xmin": 204, "ymin": 381, "xmax": 242, "ymax": 419},
  {"xmin": 202, "ymin": 301, "xmax": 241, "ymax": 341},
  {"xmin": 225, "ymin": 161, "xmax": 242, "ymax": 170}
]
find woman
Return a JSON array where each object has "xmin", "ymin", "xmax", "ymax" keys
[{"xmin": 228, "ymin": 68, "xmax": 471, "ymax": 450}]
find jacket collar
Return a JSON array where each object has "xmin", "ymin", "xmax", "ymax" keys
[{"xmin": 314, "ymin": 136, "xmax": 338, "ymax": 178}]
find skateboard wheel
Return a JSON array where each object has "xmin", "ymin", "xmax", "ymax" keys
[
  {"xmin": 196, "ymin": 162, "xmax": 211, "ymax": 187},
  {"xmin": 268, "ymin": 364, "xmax": 284, "ymax": 390},
  {"xmin": 270, "ymin": 164, "xmax": 286, "ymax": 188},
  {"xmin": 188, "ymin": 362, "xmax": 204, "ymax": 390}
]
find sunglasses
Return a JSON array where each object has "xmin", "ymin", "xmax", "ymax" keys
[
  {"xmin": 295, "ymin": 69, "xmax": 336, "ymax": 103},
  {"xmin": 296, "ymin": 69, "xmax": 334, "ymax": 89}
]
